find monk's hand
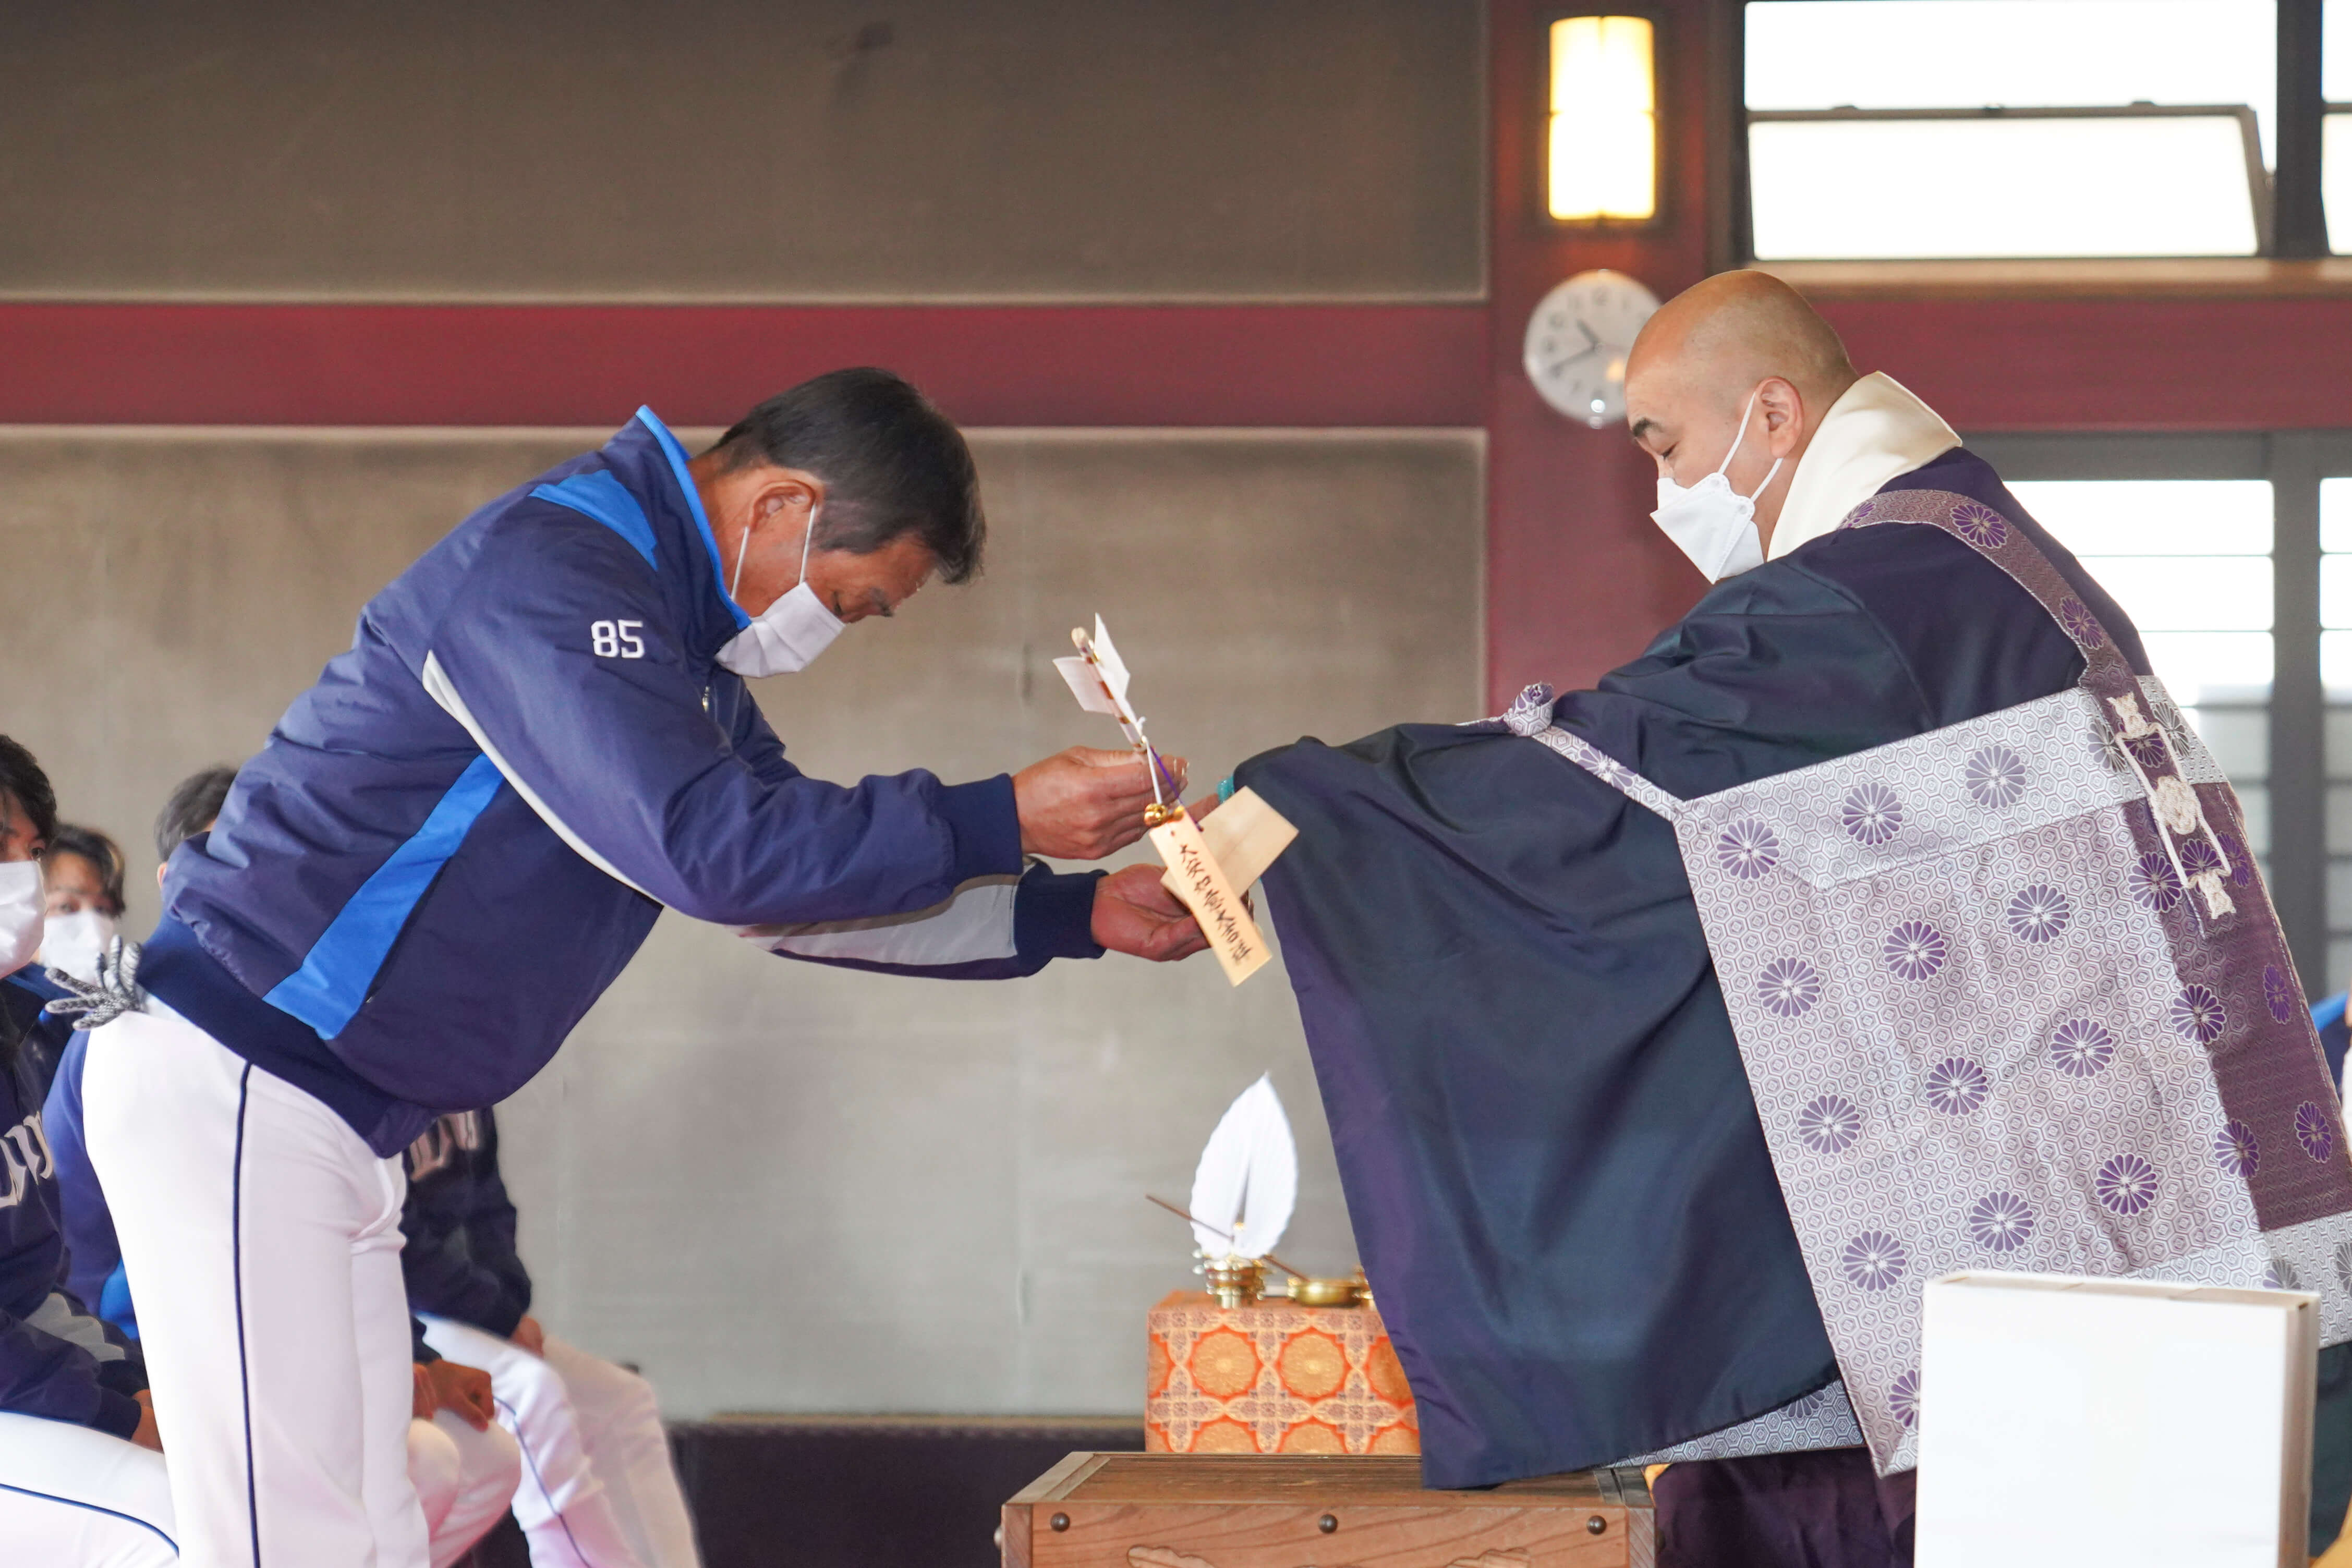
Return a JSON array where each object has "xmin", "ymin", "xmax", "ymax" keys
[
  {"xmin": 1015, "ymin": 747, "xmax": 1188, "ymax": 860},
  {"xmin": 1092, "ymin": 864, "xmax": 1209, "ymax": 962}
]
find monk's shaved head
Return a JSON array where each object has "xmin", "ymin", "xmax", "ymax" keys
[
  {"xmin": 1626, "ymin": 271, "xmax": 1856, "ymax": 444},
  {"xmin": 1621, "ymin": 271, "xmax": 1859, "ymax": 542}
]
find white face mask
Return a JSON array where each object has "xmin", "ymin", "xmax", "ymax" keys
[
  {"xmin": 1651, "ymin": 389, "xmax": 1783, "ymax": 582},
  {"xmin": 41, "ymin": 906, "xmax": 117, "ymax": 983},
  {"xmin": 0, "ymin": 863, "xmax": 45, "ymax": 980},
  {"xmin": 714, "ymin": 503, "xmax": 846, "ymax": 677}
]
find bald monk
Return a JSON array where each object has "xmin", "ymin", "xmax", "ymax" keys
[{"xmin": 1232, "ymin": 273, "xmax": 2196, "ymax": 1566}]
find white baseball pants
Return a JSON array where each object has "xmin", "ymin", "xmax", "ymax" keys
[
  {"xmin": 0, "ymin": 1411, "xmax": 177, "ymax": 1566},
  {"xmin": 80, "ymin": 1007, "xmax": 426, "ymax": 1568},
  {"xmin": 0, "ymin": 1410, "xmax": 513, "ymax": 1568},
  {"xmin": 418, "ymin": 1317, "xmax": 701, "ymax": 1568}
]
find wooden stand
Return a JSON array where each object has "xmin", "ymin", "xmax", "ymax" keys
[{"xmin": 1003, "ymin": 1453, "xmax": 1654, "ymax": 1567}]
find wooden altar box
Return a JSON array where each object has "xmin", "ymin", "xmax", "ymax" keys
[
  {"xmin": 1146, "ymin": 1290, "xmax": 1419, "ymax": 1455},
  {"xmin": 1003, "ymin": 1453, "xmax": 1655, "ymax": 1568}
]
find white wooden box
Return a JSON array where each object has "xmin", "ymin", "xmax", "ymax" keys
[{"xmin": 1916, "ymin": 1271, "xmax": 2317, "ymax": 1568}]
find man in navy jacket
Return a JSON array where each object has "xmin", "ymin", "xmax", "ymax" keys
[{"xmin": 74, "ymin": 370, "xmax": 1210, "ymax": 1567}]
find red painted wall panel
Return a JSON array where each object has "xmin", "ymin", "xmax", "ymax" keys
[{"xmin": 0, "ymin": 303, "xmax": 1486, "ymax": 431}]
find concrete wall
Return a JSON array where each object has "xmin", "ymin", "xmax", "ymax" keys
[
  {"xmin": 0, "ymin": 1, "xmax": 1483, "ymax": 301},
  {"xmin": 0, "ymin": 426, "xmax": 1482, "ymax": 1415}
]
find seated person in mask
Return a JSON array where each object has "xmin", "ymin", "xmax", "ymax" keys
[
  {"xmin": 0, "ymin": 734, "xmax": 172, "ymax": 1566},
  {"xmin": 40, "ymin": 822, "xmax": 128, "ymax": 981},
  {"xmin": 1232, "ymin": 271, "xmax": 2352, "ymax": 1567}
]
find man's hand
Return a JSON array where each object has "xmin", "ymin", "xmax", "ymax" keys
[
  {"xmin": 510, "ymin": 1315, "xmax": 546, "ymax": 1356},
  {"xmin": 130, "ymin": 1388, "xmax": 162, "ymax": 1452},
  {"xmin": 419, "ymin": 1359, "xmax": 498, "ymax": 1431},
  {"xmin": 1015, "ymin": 748, "xmax": 1187, "ymax": 860},
  {"xmin": 1092, "ymin": 864, "xmax": 1209, "ymax": 962}
]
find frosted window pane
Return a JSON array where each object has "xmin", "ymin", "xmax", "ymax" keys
[
  {"xmin": 2237, "ymin": 782, "xmax": 2271, "ymax": 856},
  {"xmin": 2329, "ymin": 708, "xmax": 2352, "ymax": 776},
  {"xmin": 2326, "ymin": 556, "xmax": 2352, "ymax": 629},
  {"xmin": 2327, "ymin": 115, "xmax": 2352, "ymax": 253},
  {"xmin": 1749, "ymin": 117, "xmax": 2260, "ymax": 259},
  {"xmin": 2184, "ymin": 707, "xmax": 2269, "ymax": 781},
  {"xmin": 2329, "ymin": 938, "xmax": 2352, "ymax": 996},
  {"xmin": 2329, "ymin": 0, "xmax": 2352, "ymax": 101},
  {"xmin": 2073, "ymin": 558, "xmax": 2270, "ymax": 631},
  {"xmin": 2008, "ymin": 481, "xmax": 2272, "ymax": 555},
  {"xmin": 1749, "ymin": 2, "xmax": 2278, "ymax": 163},
  {"xmin": 2322, "ymin": 478, "xmax": 2352, "ymax": 553},
  {"xmin": 2324, "ymin": 630, "xmax": 2352, "ymax": 694},
  {"xmin": 2141, "ymin": 631, "xmax": 2274, "ymax": 699}
]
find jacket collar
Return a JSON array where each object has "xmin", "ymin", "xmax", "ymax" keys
[
  {"xmin": 1767, "ymin": 373, "xmax": 1960, "ymax": 562},
  {"xmin": 599, "ymin": 409, "xmax": 753, "ymax": 661}
]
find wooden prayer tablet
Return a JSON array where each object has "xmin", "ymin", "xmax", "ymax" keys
[{"xmin": 1002, "ymin": 1452, "xmax": 1655, "ymax": 1567}]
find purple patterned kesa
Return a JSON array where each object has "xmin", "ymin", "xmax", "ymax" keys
[
  {"xmin": 1889, "ymin": 1371, "xmax": 1922, "ymax": 1430},
  {"xmin": 2094, "ymin": 1154, "xmax": 2160, "ymax": 1216},
  {"xmin": 1967, "ymin": 1192, "xmax": 2035, "ymax": 1252},
  {"xmin": 1841, "ymin": 1232, "xmax": 1909, "ymax": 1291},
  {"xmin": 1797, "ymin": 1095, "xmax": 1862, "ymax": 1154},
  {"xmin": 2058, "ymin": 596, "xmax": 2106, "ymax": 649},
  {"xmin": 2215, "ymin": 1120, "xmax": 2260, "ymax": 1177},
  {"xmin": 2051, "ymin": 1018, "xmax": 2115, "ymax": 1078},
  {"xmin": 1884, "ymin": 921, "xmax": 1948, "ymax": 981},
  {"xmin": 2298, "ymin": 1102, "xmax": 2336, "ymax": 1163},
  {"xmin": 1840, "ymin": 784, "xmax": 1904, "ymax": 846},
  {"xmin": 2179, "ymin": 837, "xmax": 2225, "ymax": 881},
  {"xmin": 2170, "ymin": 985, "xmax": 2226, "ymax": 1046},
  {"xmin": 1924, "ymin": 1058, "xmax": 1990, "ymax": 1115},
  {"xmin": 1716, "ymin": 819, "xmax": 1781, "ymax": 880},
  {"xmin": 2266, "ymin": 1257, "xmax": 2303, "ymax": 1291},
  {"xmin": 2265, "ymin": 964, "xmax": 2299, "ymax": 1025},
  {"xmin": 2214, "ymin": 826, "xmax": 2252, "ymax": 885},
  {"xmin": 2336, "ymin": 1240, "xmax": 2352, "ymax": 1293},
  {"xmin": 2005, "ymin": 884, "xmax": 2072, "ymax": 943},
  {"xmin": 2126, "ymin": 732, "xmax": 2171, "ymax": 772},
  {"xmin": 1950, "ymin": 502, "xmax": 2009, "ymax": 549},
  {"xmin": 1759, "ymin": 958, "xmax": 1823, "ymax": 1018},
  {"xmin": 1964, "ymin": 745, "xmax": 2028, "ymax": 808},
  {"xmin": 2127, "ymin": 853, "xmax": 2183, "ymax": 912}
]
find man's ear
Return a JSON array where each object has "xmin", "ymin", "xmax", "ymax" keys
[{"xmin": 1756, "ymin": 377, "xmax": 1807, "ymax": 459}]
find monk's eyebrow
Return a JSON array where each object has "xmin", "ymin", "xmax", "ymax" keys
[{"xmin": 1629, "ymin": 416, "xmax": 1660, "ymax": 446}]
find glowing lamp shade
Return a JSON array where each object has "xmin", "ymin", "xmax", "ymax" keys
[{"xmin": 1547, "ymin": 16, "xmax": 1657, "ymax": 221}]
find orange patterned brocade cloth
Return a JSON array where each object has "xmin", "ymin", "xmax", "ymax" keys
[{"xmin": 1144, "ymin": 1290, "xmax": 1420, "ymax": 1455}]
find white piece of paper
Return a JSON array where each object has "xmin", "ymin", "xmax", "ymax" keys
[
  {"xmin": 1089, "ymin": 615, "xmax": 1132, "ymax": 706},
  {"xmin": 1917, "ymin": 1270, "xmax": 2316, "ymax": 1568},
  {"xmin": 1052, "ymin": 655, "xmax": 1121, "ymax": 715},
  {"xmin": 1187, "ymin": 1074, "xmax": 1298, "ymax": 1260}
]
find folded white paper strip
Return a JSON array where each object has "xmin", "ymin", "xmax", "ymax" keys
[
  {"xmin": 1917, "ymin": 1271, "xmax": 2317, "ymax": 1568},
  {"xmin": 1189, "ymin": 1074, "xmax": 1298, "ymax": 1261}
]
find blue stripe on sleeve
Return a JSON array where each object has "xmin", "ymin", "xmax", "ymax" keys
[
  {"xmin": 2315, "ymin": 992, "xmax": 2347, "ymax": 1031},
  {"xmin": 264, "ymin": 755, "xmax": 507, "ymax": 1039},
  {"xmin": 637, "ymin": 406, "xmax": 751, "ymax": 631},
  {"xmin": 530, "ymin": 471, "xmax": 658, "ymax": 569}
]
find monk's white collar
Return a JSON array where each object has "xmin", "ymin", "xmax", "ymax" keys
[{"xmin": 1764, "ymin": 372, "xmax": 1960, "ymax": 562}]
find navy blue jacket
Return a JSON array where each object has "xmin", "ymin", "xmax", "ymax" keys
[
  {"xmin": 1236, "ymin": 450, "xmax": 2151, "ymax": 1487},
  {"xmin": 401, "ymin": 1110, "xmax": 530, "ymax": 1338},
  {"xmin": 157, "ymin": 410, "xmax": 1104, "ymax": 1154},
  {"xmin": 0, "ymin": 978, "xmax": 143, "ymax": 1436}
]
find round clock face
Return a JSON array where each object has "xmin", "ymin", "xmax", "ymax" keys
[{"xmin": 1522, "ymin": 270, "xmax": 1663, "ymax": 429}]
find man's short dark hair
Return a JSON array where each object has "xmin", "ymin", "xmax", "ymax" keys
[
  {"xmin": 705, "ymin": 368, "xmax": 986, "ymax": 585},
  {"xmin": 45, "ymin": 824, "xmax": 127, "ymax": 917},
  {"xmin": 156, "ymin": 764, "xmax": 238, "ymax": 862},
  {"xmin": 0, "ymin": 736, "xmax": 56, "ymax": 852}
]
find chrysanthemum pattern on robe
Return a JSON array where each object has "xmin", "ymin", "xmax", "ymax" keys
[
  {"xmin": 2050, "ymin": 1018, "xmax": 2115, "ymax": 1077},
  {"xmin": 2266, "ymin": 1257, "xmax": 2303, "ymax": 1291},
  {"xmin": 2094, "ymin": 1154, "xmax": 2159, "ymax": 1216},
  {"xmin": 2126, "ymin": 732, "xmax": 2171, "ymax": 772},
  {"xmin": 1889, "ymin": 1371, "xmax": 1921, "ymax": 1429},
  {"xmin": 2300, "ymin": 1102, "xmax": 2337, "ymax": 1163},
  {"xmin": 1797, "ymin": 1094, "xmax": 1861, "ymax": 1154},
  {"xmin": 1758, "ymin": 957, "xmax": 1823, "ymax": 1018},
  {"xmin": 2213, "ymin": 827, "xmax": 2252, "ymax": 885},
  {"xmin": 2265, "ymin": 964, "xmax": 2299, "ymax": 1024},
  {"xmin": 2336, "ymin": 1240, "xmax": 2352, "ymax": 1294},
  {"xmin": 1950, "ymin": 503, "xmax": 2009, "ymax": 549},
  {"xmin": 1841, "ymin": 1231, "xmax": 1908, "ymax": 1291},
  {"xmin": 1924, "ymin": 1058, "xmax": 1990, "ymax": 1115},
  {"xmin": 2004, "ymin": 884, "xmax": 2072, "ymax": 943},
  {"xmin": 2170, "ymin": 985, "xmax": 2226, "ymax": 1046},
  {"xmin": 2057, "ymin": 595, "xmax": 2106, "ymax": 648},
  {"xmin": 2179, "ymin": 837, "xmax": 2225, "ymax": 882},
  {"xmin": 1963, "ymin": 745, "xmax": 2027, "ymax": 808},
  {"xmin": 1883, "ymin": 920, "xmax": 1947, "ymax": 981},
  {"xmin": 2127, "ymin": 853, "xmax": 2183, "ymax": 911},
  {"xmin": 1967, "ymin": 1192, "xmax": 2035, "ymax": 1252},
  {"xmin": 1839, "ymin": 783, "xmax": 1904, "ymax": 846},
  {"xmin": 2215, "ymin": 1120, "xmax": 2259, "ymax": 1177},
  {"xmin": 1716, "ymin": 819, "xmax": 1781, "ymax": 880}
]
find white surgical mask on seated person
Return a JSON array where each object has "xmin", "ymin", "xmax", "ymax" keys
[
  {"xmin": 1650, "ymin": 388, "xmax": 1784, "ymax": 583},
  {"xmin": 714, "ymin": 502, "xmax": 846, "ymax": 677},
  {"xmin": 40, "ymin": 905, "xmax": 117, "ymax": 983},
  {"xmin": 0, "ymin": 861, "xmax": 45, "ymax": 980}
]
